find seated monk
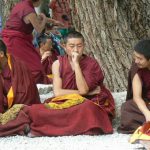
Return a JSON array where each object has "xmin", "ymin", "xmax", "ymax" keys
[
  {"xmin": 0, "ymin": 39, "xmax": 40, "ymax": 114},
  {"xmin": 0, "ymin": 31, "xmax": 115, "ymax": 137},
  {"xmin": 26, "ymin": 31, "xmax": 115, "ymax": 137},
  {"xmin": 37, "ymin": 34, "xmax": 58, "ymax": 79},
  {"xmin": 118, "ymin": 39, "xmax": 150, "ymax": 134}
]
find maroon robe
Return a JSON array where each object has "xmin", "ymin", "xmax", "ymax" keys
[
  {"xmin": 2, "ymin": 0, "xmax": 50, "ymax": 84},
  {"xmin": 27, "ymin": 55, "xmax": 115, "ymax": 136},
  {"xmin": 0, "ymin": 55, "xmax": 40, "ymax": 113},
  {"xmin": 118, "ymin": 65, "xmax": 150, "ymax": 134}
]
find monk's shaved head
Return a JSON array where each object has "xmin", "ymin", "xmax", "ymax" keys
[{"xmin": 63, "ymin": 31, "xmax": 84, "ymax": 44}]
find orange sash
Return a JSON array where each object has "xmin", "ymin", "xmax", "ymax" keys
[{"xmin": 7, "ymin": 54, "xmax": 14, "ymax": 108}]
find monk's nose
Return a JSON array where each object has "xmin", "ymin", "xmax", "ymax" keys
[{"xmin": 74, "ymin": 47, "xmax": 78, "ymax": 52}]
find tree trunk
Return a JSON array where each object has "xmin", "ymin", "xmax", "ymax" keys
[
  {"xmin": 70, "ymin": 0, "xmax": 150, "ymax": 92},
  {"xmin": 1, "ymin": 0, "xmax": 20, "ymax": 27},
  {"xmin": 40, "ymin": 0, "xmax": 50, "ymax": 17}
]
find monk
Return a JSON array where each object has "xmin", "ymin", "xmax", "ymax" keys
[
  {"xmin": 37, "ymin": 34, "xmax": 58, "ymax": 77},
  {"xmin": 26, "ymin": 31, "xmax": 115, "ymax": 137},
  {"xmin": 0, "ymin": 39, "xmax": 40, "ymax": 114},
  {"xmin": 0, "ymin": 31, "xmax": 115, "ymax": 137},
  {"xmin": 2, "ymin": 0, "xmax": 63, "ymax": 84},
  {"xmin": 118, "ymin": 39, "xmax": 150, "ymax": 134}
]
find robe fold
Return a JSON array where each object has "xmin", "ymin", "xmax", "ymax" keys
[
  {"xmin": 27, "ymin": 55, "xmax": 115, "ymax": 136},
  {"xmin": 118, "ymin": 65, "xmax": 150, "ymax": 134}
]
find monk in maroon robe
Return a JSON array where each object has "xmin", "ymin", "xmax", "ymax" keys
[
  {"xmin": 37, "ymin": 34, "xmax": 58, "ymax": 76},
  {"xmin": 26, "ymin": 31, "xmax": 115, "ymax": 137},
  {"xmin": 2, "ymin": 0, "xmax": 62, "ymax": 84},
  {"xmin": 0, "ymin": 39, "xmax": 40, "ymax": 113},
  {"xmin": 118, "ymin": 39, "xmax": 150, "ymax": 134}
]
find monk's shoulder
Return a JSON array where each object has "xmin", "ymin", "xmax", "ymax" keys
[{"xmin": 52, "ymin": 60, "xmax": 59, "ymax": 67}]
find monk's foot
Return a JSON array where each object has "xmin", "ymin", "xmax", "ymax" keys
[
  {"xmin": 24, "ymin": 124, "xmax": 30, "ymax": 135},
  {"xmin": 27, "ymin": 132, "xmax": 36, "ymax": 138}
]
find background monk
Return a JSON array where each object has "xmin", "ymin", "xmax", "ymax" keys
[
  {"xmin": 37, "ymin": 34, "xmax": 58, "ymax": 78},
  {"xmin": 26, "ymin": 31, "xmax": 115, "ymax": 137},
  {"xmin": 118, "ymin": 39, "xmax": 150, "ymax": 134},
  {"xmin": 2, "ymin": 0, "xmax": 63, "ymax": 84},
  {"xmin": 0, "ymin": 39, "xmax": 40, "ymax": 114}
]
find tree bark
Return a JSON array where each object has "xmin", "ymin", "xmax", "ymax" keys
[
  {"xmin": 1, "ymin": 0, "xmax": 20, "ymax": 27},
  {"xmin": 70, "ymin": 0, "xmax": 150, "ymax": 92}
]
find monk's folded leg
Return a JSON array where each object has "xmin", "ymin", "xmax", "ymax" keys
[
  {"xmin": 27, "ymin": 100, "xmax": 113, "ymax": 137},
  {"xmin": 118, "ymin": 100, "xmax": 145, "ymax": 134}
]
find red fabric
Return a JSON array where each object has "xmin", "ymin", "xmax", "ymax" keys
[
  {"xmin": 0, "ymin": 55, "xmax": 41, "ymax": 113},
  {"xmin": 49, "ymin": 0, "xmax": 72, "ymax": 28},
  {"xmin": 27, "ymin": 55, "xmax": 114, "ymax": 136},
  {"xmin": 2, "ymin": 29, "xmax": 50, "ymax": 84},
  {"xmin": 5, "ymin": 0, "xmax": 35, "ymax": 34},
  {"xmin": 137, "ymin": 68, "xmax": 150, "ymax": 100}
]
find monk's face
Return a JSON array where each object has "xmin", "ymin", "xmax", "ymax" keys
[
  {"xmin": 133, "ymin": 51, "xmax": 150, "ymax": 69},
  {"xmin": 40, "ymin": 39, "xmax": 52, "ymax": 53},
  {"xmin": 64, "ymin": 38, "xmax": 84, "ymax": 58}
]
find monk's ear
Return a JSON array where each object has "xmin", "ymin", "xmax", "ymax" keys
[
  {"xmin": 62, "ymin": 44, "xmax": 66, "ymax": 49},
  {"xmin": 0, "ymin": 51, "xmax": 4, "ymax": 58}
]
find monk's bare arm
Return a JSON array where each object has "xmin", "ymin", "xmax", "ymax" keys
[
  {"xmin": 72, "ymin": 52, "xmax": 89, "ymax": 95},
  {"xmin": 133, "ymin": 73, "xmax": 150, "ymax": 121},
  {"xmin": 74, "ymin": 63, "xmax": 89, "ymax": 95},
  {"xmin": 24, "ymin": 13, "xmax": 47, "ymax": 33},
  {"xmin": 52, "ymin": 60, "xmax": 79, "ymax": 97}
]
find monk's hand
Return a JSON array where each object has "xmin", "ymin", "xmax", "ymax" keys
[
  {"xmin": 38, "ymin": 13, "xmax": 47, "ymax": 24},
  {"xmin": 71, "ymin": 51, "xmax": 80, "ymax": 64},
  {"xmin": 41, "ymin": 51, "xmax": 51, "ymax": 62},
  {"xmin": 53, "ymin": 20, "xmax": 64, "ymax": 27},
  {"xmin": 47, "ymin": 18, "xmax": 64, "ymax": 27}
]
